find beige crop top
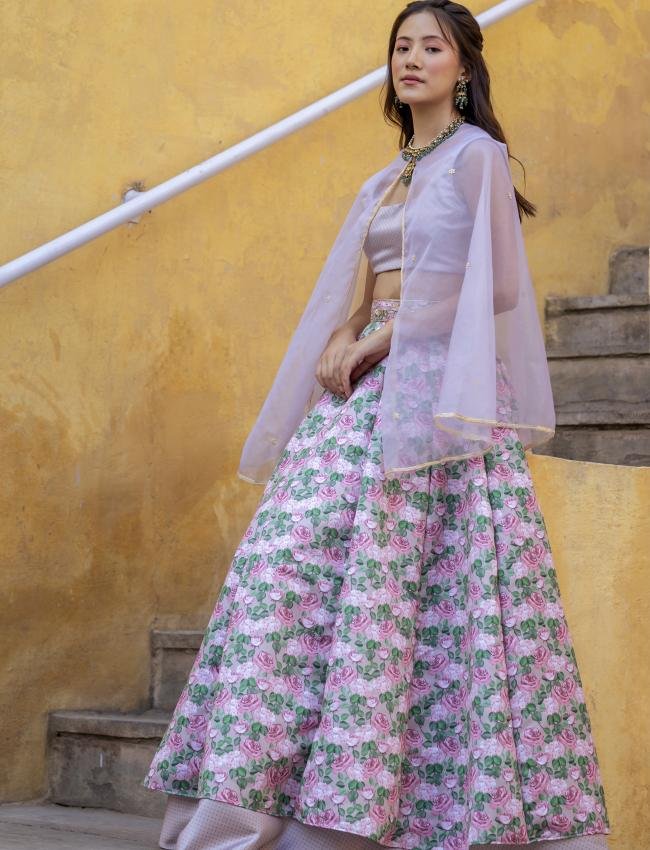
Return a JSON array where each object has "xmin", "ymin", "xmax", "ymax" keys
[{"xmin": 363, "ymin": 201, "xmax": 404, "ymax": 274}]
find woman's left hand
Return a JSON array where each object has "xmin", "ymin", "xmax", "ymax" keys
[{"xmin": 336, "ymin": 321, "xmax": 393, "ymax": 399}]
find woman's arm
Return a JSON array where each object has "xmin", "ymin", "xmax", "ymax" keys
[
  {"xmin": 334, "ymin": 259, "xmax": 395, "ymax": 396},
  {"xmin": 341, "ymin": 319, "xmax": 393, "ymax": 396},
  {"xmin": 316, "ymin": 261, "xmax": 378, "ymax": 395},
  {"xmin": 334, "ymin": 259, "xmax": 376, "ymax": 339}
]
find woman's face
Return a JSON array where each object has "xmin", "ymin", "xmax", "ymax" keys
[{"xmin": 391, "ymin": 11, "xmax": 466, "ymax": 111}]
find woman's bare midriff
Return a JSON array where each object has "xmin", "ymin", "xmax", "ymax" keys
[
  {"xmin": 372, "ymin": 269, "xmax": 402, "ymax": 301},
  {"xmin": 370, "ymin": 175, "xmax": 410, "ymax": 302}
]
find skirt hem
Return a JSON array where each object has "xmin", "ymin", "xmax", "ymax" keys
[{"xmin": 145, "ymin": 786, "xmax": 611, "ymax": 850}]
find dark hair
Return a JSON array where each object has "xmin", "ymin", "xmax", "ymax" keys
[{"xmin": 381, "ymin": 0, "xmax": 536, "ymax": 220}]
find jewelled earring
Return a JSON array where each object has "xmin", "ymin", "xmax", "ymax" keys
[
  {"xmin": 454, "ymin": 77, "xmax": 468, "ymax": 110},
  {"xmin": 394, "ymin": 93, "xmax": 403, "ymax": 108}
]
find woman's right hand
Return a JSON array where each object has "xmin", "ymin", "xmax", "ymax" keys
[{"xmin": 316, "ymin": 324, "xmax": 359, "ymax": 397}]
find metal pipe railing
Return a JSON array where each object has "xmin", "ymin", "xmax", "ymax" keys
[{"xmin": 0, "ymin": 0, "xmax": 538, "ymax": 289}]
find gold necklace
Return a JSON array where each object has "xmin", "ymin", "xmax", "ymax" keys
[{"xmin": 400, "ymin": 115, "xmax": 465, "ymax": 185}]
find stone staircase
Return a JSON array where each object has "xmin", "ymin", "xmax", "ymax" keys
[
  {"xmin": 47, "ymin": 629, "xmax": 204, "ymax": 819},
  {"xmin": 535, "ymin": 245, "xmax": 650, "ymax": 466}
]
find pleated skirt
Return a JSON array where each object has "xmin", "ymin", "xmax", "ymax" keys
[{"xmin": 143, "ymin": 299, "xmax": 611, "ymax": 850}]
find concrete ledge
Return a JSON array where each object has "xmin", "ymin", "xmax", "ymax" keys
[
  {"xmin": 546, "ymin": 292, "xmax": 650, "ymax": 315},
  {"xmin": 48, "ymin": 709, "xmax": 171, "ymax": 739},
  {"xmin": 151, "ymin": 629, "xmax": 204, "ymax": 650},
  {"xmin": 609, "ymin": 245, "xmax": 649, "ymax": 296},
  {"xmin": 533, "ymin": 426, "xmax": 650, "ymax": 466},
  {"xmin": 150, "ymin": 630, "xmax": 204, "ymax": 711},
  {"xmin": 545, "ymin": 296, "xmax": 649, "ymax": 358},
  {"xmin": 549, "ymin": 355, "xmax": 650, "ymax": 424},
  {"xmin": 47, "ymin": 710, "xmax": 172, "ymax": 816}
]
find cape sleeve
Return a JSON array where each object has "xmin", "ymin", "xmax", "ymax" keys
[
  {"xmin": 237, "ymin": 179, "xmax": 373, "ymax": 484},
  {"xmin": 379, "ymin": 138, "xmax": 556, "ymax": 475},
  {"xmin": 456, "ymin": 138, "xmax": 520, "ymax": 314}
]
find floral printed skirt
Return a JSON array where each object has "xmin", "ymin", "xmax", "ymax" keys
[{"xmin": 143, "ymin": 299, "xmax": 611, "ymax": 850}]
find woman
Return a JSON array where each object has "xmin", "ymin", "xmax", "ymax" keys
[{"xmin": 143, "ymin": 3, "xmax": 611, "ymax": 849}]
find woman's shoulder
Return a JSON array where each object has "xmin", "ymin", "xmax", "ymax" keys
[
  {"xmin": 454, "ymin": 124, "xmax": 508, "ymax": 173},
  {"xmin": 454, "ymin": 124, "xmax": 508, "ymax": 164}
]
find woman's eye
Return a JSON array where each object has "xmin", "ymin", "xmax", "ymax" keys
[{"xmin": 395, "ymin": 46, "xmax": 440, "ymax": 52}]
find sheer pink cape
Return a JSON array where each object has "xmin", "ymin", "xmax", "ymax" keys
[{"xmin": 238, "ymin": 122, "xmax": 555, "ymax": 484}]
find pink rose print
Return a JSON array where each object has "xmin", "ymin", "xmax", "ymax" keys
[
  {"xmin": 378, "ymin": 620, "xmax": 396, "ymax": 638},
  {"xmin": 528, "ymin": 591, "xmax": 546, "ymax": 610},
  {"xmin": 240, "ymin": 738, "xmax": 262, "ymax": 759},
  {"xmin": 216, "ymin": 788, "xmax": 240, "ymax": 804},
  {"xmin": 412, "ymin": 818, "xmax": 435, "ymax": 836},
  {"xmin": 549, "ymin": 815, "xmax": 572, "ymax": 833},
  {"xmin": 267, "ymin": 724, "xmax": 285, "ymax": 742},
  {"xmin": 362, "ymin": 758, "xmax": 383, "ymax": 777},
  {"xmin": 493, "ymin": 463, "xmax": 513, "ymax": 480},
  {"xmin": 143, "ymin": 336, "xmax": 610, "ymax": 848},
  {"xmin": 285, "ymin": 675, "xmax": 304, "ymax": 695},
  {"xmin": 371, "ymin": 713, "xmax": 391, "ymax": 733},
  {"xmin": 167, "ymin": 732, "xmax": 183, "ymax": 751},
  {"xmin": 350, "ymin": 532, "xmax": 372, "ymax": 552},
  {"xmin": 254, "ymin": 651, "xmax": 275, "ymax": 671},
  {"xmin": 267, "ymin": 763, "xmax": 292, "ymax": 786},
  {"xmin": 520, "ymin": 673, "xmax": 540, "ymax": 691},
  {"xmin": 553, "ymin": 678, "xmax": 577, "ymax": 703},
  {"xmin": 370, "ymin": 805, "xmax": 388, "ymax": 823},
  {"xmin": 292, "ymin": 525, "xmax": 313, "ymax": 543},
  {"xmin": 522, "ymin": 543, "xmax": 546, "ymax": 568},
  {"xmin": 350, "ymin": 612, "xmax": 371, "ymax": 631},
  {"xmin": 188, "ymin": 715, "xmax": 207, "ymax": 734}
]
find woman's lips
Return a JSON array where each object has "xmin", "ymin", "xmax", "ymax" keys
[{"xmin": 402, "ymin": 78, "xmax": 423, "ymax": 84}]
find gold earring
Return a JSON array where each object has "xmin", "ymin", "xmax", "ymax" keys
[{"xmin": 454, "ymin": 77, "xmax": 468, "ymax": 110}]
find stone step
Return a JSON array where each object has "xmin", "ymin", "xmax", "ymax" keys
[
  {"xmin": 151, "ymin": 629, "xmax": 203, "ymax": 711},
  {"xmin": 47, "ymin": 709, "xmax": 171, "ymax": 818},
  {"xmin": 533, "ymin": 426, "xmax": 650, "ymax": 467},
  {"xmin": 609, "ymin": 245, "xmax": 649, "ymax": 296},
  {"xmin": 545, "ymin": 293, "xmax": 649, "ymax": 358},
  {"xmin": 0, "ymin": 801, "xmax": 162, "ymax": 849},
  {"xmin": 548, "ymin": 354, "xmax": 650, "ymax": 425}
]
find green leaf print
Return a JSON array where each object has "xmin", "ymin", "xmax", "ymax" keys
[
  {"xmin": 551, "ymin": 757, "xmax": 569, "ymax": 779},
  {"xmin": 520, "ymin": 618, "xmax": 538, "ymax": 639},
  {"xmin": 188, "ymin": 684, "xmax": 208, "ymax": 704},
  {"xmin": 483, "ymin": 755, "xmax": 503, "ymax": 778},
  {"xmin": 487, "ymin": 710, "xmax": 509, "ymax": 733},
  {"xmin": 522, "ymin": 701, "xmax": 543, "ymax": 723},
  {"xmin": 346, "ymin": 779, "xmax": 365, "ymax": 803},
  {"xmin": 143, "ymin": 402, "xmax": 611, "ymax": 842},
  {"xmin": 483, "ymin": 614, "xmax": 501, "ymax": 637}
]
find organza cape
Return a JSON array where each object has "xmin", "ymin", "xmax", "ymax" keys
[{"xmin": 238, "ymin": 122, "xmax": 555, "ymax": 484}]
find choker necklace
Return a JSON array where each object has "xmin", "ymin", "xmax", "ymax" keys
[{"xmin": 400, "ymin": 115, "xmax": 465, "ymax": 185}]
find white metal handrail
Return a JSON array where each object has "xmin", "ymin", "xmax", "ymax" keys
[{"xmin": 0, "ymin": 0, "xmax": 537, "ymax": 289}]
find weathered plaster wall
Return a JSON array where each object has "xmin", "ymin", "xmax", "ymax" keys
[{"xmin": 1, "ymin": 2, "xmax": 648, "ymax": 846}]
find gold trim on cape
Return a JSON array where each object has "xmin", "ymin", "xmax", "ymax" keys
[{"xmin": 434, "ymin": 411, "xmax": 556, "ymax": 435}]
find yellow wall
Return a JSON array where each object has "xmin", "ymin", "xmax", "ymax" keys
[
  {"xmin": 528, "ymin": 456, "xmax": 650, "ymax": 850},
  {"xmin": 1, "ymin": 2, "xmax": 648, "ymax": 847}
]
